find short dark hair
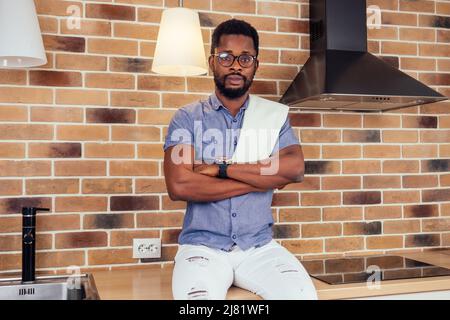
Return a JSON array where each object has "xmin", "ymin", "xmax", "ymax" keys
[{"xmin": 210, "ymin": 19, "xmax": 259, "ymax": 56}]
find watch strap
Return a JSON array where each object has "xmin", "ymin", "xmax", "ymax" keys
[{"xmin": 218, "ymin": 162, "xmax": 228, "ymax": 179}]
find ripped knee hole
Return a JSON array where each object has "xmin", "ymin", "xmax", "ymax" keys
[{"xmin": 185, "ymin": 255, "xmax": 210, "ymax": 266}]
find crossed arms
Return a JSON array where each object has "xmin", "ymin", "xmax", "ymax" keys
[{"xmin": 163, "ymin": 144, "xmax": 305, "ymax": 203}]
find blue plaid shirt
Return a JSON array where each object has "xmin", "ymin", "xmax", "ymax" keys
[{"xmin": 163, "ymin": 93, "xmax": 300, "ymax": 251}]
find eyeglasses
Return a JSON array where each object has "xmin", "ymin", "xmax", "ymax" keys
[{"xmin": 212, "ymin": 52, "xmax": 257, "ymax": 68}]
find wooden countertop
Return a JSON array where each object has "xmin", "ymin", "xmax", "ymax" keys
[{"xmin": 91, "ymin": 249, "xmax": 450, "ymax": 300}]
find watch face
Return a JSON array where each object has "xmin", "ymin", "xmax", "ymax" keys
[{"xmin": 215, "ymin": 156, "xmax": 231, "ymax": 164}]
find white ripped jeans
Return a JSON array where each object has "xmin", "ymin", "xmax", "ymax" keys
[{"xmin": 172, "ymin": 239, "xmax": 318, "ymax": 300}]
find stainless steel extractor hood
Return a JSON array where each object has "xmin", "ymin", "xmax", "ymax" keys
[{"xmin": 279, "ymin": 0, "xmax": 447, "ymax": 112}]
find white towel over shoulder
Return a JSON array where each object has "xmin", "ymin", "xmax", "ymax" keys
[{"xmin": 231, "ymin": 94, "xmax": 289, "ymax": 164}]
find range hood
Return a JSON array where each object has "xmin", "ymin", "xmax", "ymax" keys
[{"xmin": 279, "ymin": 0, "xmax": 447, "ymax": 112}]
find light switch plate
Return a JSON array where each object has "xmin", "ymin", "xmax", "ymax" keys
[{"xmin": 132, "ymin": 238, "xmax": 161, "ymax": 259}]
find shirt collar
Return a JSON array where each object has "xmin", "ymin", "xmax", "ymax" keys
[{"xmin": 210, "ymin": 92, "xmax": 250, "ymax": 112}]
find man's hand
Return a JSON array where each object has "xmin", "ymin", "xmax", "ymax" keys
[{"xmin": 193, "ymin": 162, "xmax": 219, "ymax": 177}]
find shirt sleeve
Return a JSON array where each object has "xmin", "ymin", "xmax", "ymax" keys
[
  {"xmin": 270, "ymin": 116, "xmax": 300, "ymax": 156},
  {"xmin": 163, "ymin": 108, "xmax": 195, "ymax": 152}
]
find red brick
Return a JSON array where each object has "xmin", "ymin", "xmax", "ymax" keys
[
  {"xmin": 109, "ymin": 161, "xmax": 159, "ymax": 176},
  {"xmin": 54, "ymin": 160, "xmax": 106, "ymax": 176},
  {"xmin": 111, "ymin": 91, "xmax": 159, "ymax": 108},
  {"xmin": 29, "ymin": 142, "xmax": 81, "ymax": 159},
  {"xmin": 56, "ymin": 54, "xmax": 107, "ymax": 71},
  {"xmin": 323, "ymin": 207, "xmax": 363, "ymax": 221},
  {"xmin": 0, "ymin": 106, "xmax": 27, "ymax": 122},
  {"xmin": 57, "ymin": 125, "xmax": 109, "ymax": 141},
  {"xmin": 282, "ymin": 239, "xmax": 323, "ymax": 254},
  {"xmin": 137, "ymin": 212, "xmax": 183, "ymax": 228},
  {"xmin": 56, "ymin": 89, "xmax": 108, "ymax": 106},
  {"xmin": 279, "ymin": 208, "xmax": 321, "ymax": 222},
  {"xmin": 82, "ymin": 178, "xmax": 132, "ymax": 194},
  {"xmin": 0, "ymin": 70, "xmax": 26, "ymax": 85},
  {"xmin": 88, "ymin": 39, "xmax": 138, "ymax": 56},
  {"xmin": 35, "ymin": 0, "xmax": 84, "ymax": 16},
  {"xmin": 56, "ymin": 231, "xmax": 108, "ymax": 249},
  {"xmin": 212, "ymin": 0, "xmax": 255, "ymax": 13},
  {"xmin": 55, "ymin": 196, "xmax": 108, "ymax": 212},
  {"xmin": 301, "ymin": 192, "xmax": 341, "ymax": 206},
  {"xmin": 258, "ymin": 2, "xmax": 299, "ymax": 18},
  {"xmin": 43, "ymin": 35, "xmax": 85, "ymax": 52},
  {"xmin": 325, "ymin": 237, "xmax": 364, "ymax": 252},
  {"xmin": 0, "ymin": 161, "xmax": 51, "ymax": 177},
  {"xmin": 367, "ymin": 236, "xmax": 403, "ymax": 249},
  {"xmin": 0, "ymin": 180, "xmax": 22, "ymax": 196},
  {"xmin": 85, "ymin": 143, "xmax": 134, "ymax": 158},
  {"xmin": 31, "ymin": 107, "xmax": 83, "ymax": 123},
  {"xmin": 302, "ymin": 223, "xmax": 341, "ymax": 238},
  {"xmin": 0, "ymin": 87, "xmax": 53, "ymax": 104},
  {"xmin": 85, "ymin": 73, "xmax": 135, "ymax": 89},
  {"xmin": 114, "ymin": 23, "xmax": 158, "ymax": 40},
  {"xmin": 138, "ymin": 75, "xmax": 185, "ymax": 91},
  {"xmin": 30, "ymin": 70, "xmax": 82, "ymax": 87},
  {"xmin": 61, "ymin": 19, "xmax": 111, "ymax": 36},
  {"xmin": 86, "ymin": 4, "xmax": 136, "ymax": 21},
  {"xmin": 26, "ymin": 179, "xmax": 79, "ymax": 195},
  {"xmin": 0, "ymin": 143, "xmax": 25, "ymax": 158}
]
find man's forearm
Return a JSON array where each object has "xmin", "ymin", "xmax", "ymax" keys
[
  {"xmin": 227, "ymin": 153, "xmax": 303, "ymax": 189},
  {"xmin": 172, "ymin": 170, "xmax": 267, "ymax": 202}
]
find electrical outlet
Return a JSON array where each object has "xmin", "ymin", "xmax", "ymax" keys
[{"xmin": 133, "ymin": 238, "xmax": 161, "ymax": 259}]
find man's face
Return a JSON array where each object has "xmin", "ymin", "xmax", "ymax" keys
[{"xmin": 209, "ymin": 34, "xmax": 259, "ymax": 99}]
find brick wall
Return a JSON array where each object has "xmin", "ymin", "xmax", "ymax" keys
[{"xmin": 0, "ymin": 0, "xmax": 449, "ymax": 274}]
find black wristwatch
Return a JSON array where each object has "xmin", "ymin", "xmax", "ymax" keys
[
  {"xmin": 218, "ymin": 162, "xmax": 229, "ymax": 179},
  {"xmin": 215, "ymin": 158, "xmax": 231, "ymax": 179}
]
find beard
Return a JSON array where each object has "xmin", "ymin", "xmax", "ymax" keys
[{"xmin": 214, "ymin": 71, "xmax": 255, "ymax": 99}]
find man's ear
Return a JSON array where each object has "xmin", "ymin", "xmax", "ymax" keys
[
  {"xmin": 208, "ymin": 55, "xmax": 214, "ymax": 72},
  {"xmin": 254, "ymin": 58, "xmax": 259, "ymax": 72}
]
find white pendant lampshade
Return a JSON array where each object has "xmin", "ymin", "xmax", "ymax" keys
[
  {"xmin": 0, "ymin": 0, "xmax": 47, "ymax": 68},
  {"xmin": 152, "ymin": 7, "xmax": 207, "ymax": 76}
]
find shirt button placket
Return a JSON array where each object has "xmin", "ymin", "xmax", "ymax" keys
[
  {"xmin": 230, "ymin": 116, "xmax": 240, "ymax": 243},
  {"xmin": 230, "ymin": 118, "xmax": 238, "ymax": 154},
  {"xmin": 232, "ymin": 117, "xmax": 239, "ymax": 152},
  {"xmin": 230, "ymin": 200, "xmax": 238, "ymax": 243}
]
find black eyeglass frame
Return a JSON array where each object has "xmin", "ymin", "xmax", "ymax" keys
[{"xmin": 211, "ymin": 52, "xmax": 258, "ymax": 68}]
